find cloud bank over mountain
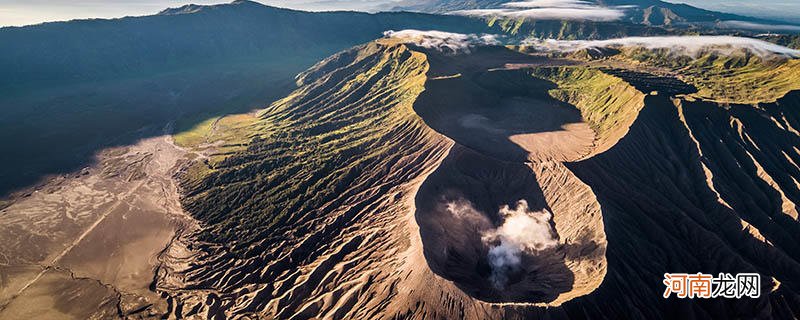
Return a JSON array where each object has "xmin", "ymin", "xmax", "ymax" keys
[
  {"xmin": 717, "ymin": 20, "xmax": 800, "ymax": 32},
  {"xmin": 523, "ymin": 36, "xmax": 800, "ymax": 57},
  {"xmin": 450, "ymin": 0, "xmax": 627, "ymax": 21}
]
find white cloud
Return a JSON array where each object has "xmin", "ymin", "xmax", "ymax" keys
[
  {"xmin": 261, "ymin": 0, "xmax": 406, "ymax": 12},
  {"xmin": 451, "ymin": 0, "xmax": 625, "ymax": 22},
  {"xmin": 523, "ymin": 36, "xmax": 800, "ymax": 57},
  {"xmin": 504, "ymin": 0, "xmax": 612, "ymax": 9},
  {"xmin": 383, "ymin": 29, "xmax": 502, "ymax": 54},
  {"xmin": 717, "ymin": 20, "xmax": 800, "ymax": 32}
]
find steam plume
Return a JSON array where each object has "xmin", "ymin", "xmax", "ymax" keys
[
  {"xmin": 482, "ymin": 200, "xmax": 558, "ymax": 288},
  {"xmin": 445, "ymin": 199, "xmax": 558, "ymax": 289}
]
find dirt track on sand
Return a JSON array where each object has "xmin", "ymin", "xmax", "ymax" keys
[{"xmin": 0, "ymin": 127, "xmax": 196, "ymax": 319}]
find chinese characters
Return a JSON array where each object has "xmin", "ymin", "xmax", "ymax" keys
[{"xmin": 663, "ymin": 273, "xmax": 760, "ymax": 299}]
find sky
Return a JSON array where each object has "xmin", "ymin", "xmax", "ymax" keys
[{"xmin": 0, "ymin": 0, "xmax": 798, "ymax": 28}]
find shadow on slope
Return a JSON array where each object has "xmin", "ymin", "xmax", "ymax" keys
[
  {"xmin": 542, "ymin": 93, "xmax": 800, "ymax": 319},
  {"xmin": 0, "ymin": 1, "xmax": 501, "ymax": 199}
]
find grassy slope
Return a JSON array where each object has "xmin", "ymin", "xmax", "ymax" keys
[
  {"xmin": 621, "ymin": 49, "xmax": 800, "ymax": 103},
  {"xmin": 489, "ymin": 18, "xmax": 673, "ymax": 39},
  {"xmin": 677, "ymin": 56, "xmax": 800, "ymax": 104},
  {"xmin": 529, "ymin": 67, "xmax": 646, "ymax": 152},
  {"xmin": 179, "ymin": 41, "xmax": 441, "ymax": 243}
]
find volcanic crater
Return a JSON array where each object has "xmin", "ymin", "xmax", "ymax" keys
[{"xmin": 411, "ymin": 47, "xmax": 611, "ymax": 305}]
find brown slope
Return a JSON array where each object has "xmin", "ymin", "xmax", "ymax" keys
[
  {"xmin": 162, "ymin": 41, "xmax": 457, "ymax": 318},
  {"xmin": 539, "ymin": 93, "xmax": 800, "ymax": 319}
]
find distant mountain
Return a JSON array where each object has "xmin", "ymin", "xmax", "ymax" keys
[
  {"xmin": 600, "ymin": 0, "xmax": 785, "ymax": 26},
  {"xmin": 0, "ymin": 0, "xmax": 501, "ymax": 196},
  {"xmin": 391, "ymin": 0, "xmax": 796, "ymax": 27},
  {"xmin": 0, "ymin": 0, "xmax": 497, "ymax": 94}
]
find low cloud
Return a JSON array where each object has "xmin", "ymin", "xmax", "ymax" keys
[
  {"xmin": 717, "ymin": 20, "xmax": 800, "ymax": 32},
  {"xmin": 523, "ymin": 36, "xmax": 800, "ymax": 58},
  {"xmin": 451, "ymin": 0, "xmax": 626, "ymax": 22},
  {"xmin": 445, "ymin": 199, "xmax": 558, "ymax": 289},
  {"xmin": 383, "ymin": 29, "xmax": 502, "ymax": 54}
]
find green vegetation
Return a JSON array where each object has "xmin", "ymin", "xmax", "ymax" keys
[
  {"xmin": 397, "ymin": 0, "xmax": 786, "ymax": 29},
  {"xmin": 175, "ymin": 114, "xmax": 257, "ymax": 149},
  {"xmin": 676, "ymin": 56, "xmax": 800, "ymax": 104},
  {"xmin": 0, "ymin": 62, "xmax": 296, "ymax": 197},
  {"xmin": 758, "ymin": 34, "xmax": 800, "ymax": 50},
  {"xmin": 179, "ymin": 42, "xmax": 442, "ymax": 244},
  {"xmin": 490, "ymin": 18, "xmax": 672, "ymax": 40},
  {"xmin": 619, "ymin": 48, "xmax": 800, "ymax": 103},
  {"xmin": 529, "ymin": 66, "xmax": 646, "ymax": 151},
  {"xmin": 175, "ymin": 113, "xmax": 259, "ymax": 166},
  {"xmin": 542, "ymin": 46, "xmax": 800, "ymax": 105},
  {"xmin": 173, "ymin": 118, "xmax": 220, "ymax": 148}
]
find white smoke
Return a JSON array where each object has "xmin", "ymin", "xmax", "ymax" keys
[
  {"xmin": 482, "ymin": 200, "xmax": 558, "ymax": 288},
  {"xmin": 523, "ymin": 36, "xmax": 800, "ymax": 58},
  {"xmin": 451, "ymin": 0, "xmax": 626, "ymax": 22},
  {"xmin": 444, "ymin": 198, "xmax": 487, "ymax": 221},
  {"xmin": 445, "ymin": 198, "xmax": 559, "ymax": 289},
  {"xmin": 383, "ymin": 29, "xmax": 502, "ymax": 54}
]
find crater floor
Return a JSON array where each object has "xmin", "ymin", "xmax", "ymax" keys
[{"xmin": 412, "ymin": 47, "xmax": 607, "ymax": 305}]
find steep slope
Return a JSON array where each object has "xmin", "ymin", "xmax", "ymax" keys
[
  {"xmin": 759, "ymin": 34, "xmax": 800, "ymax": 50},
  {"xmin": 488, "ymin": 19, "xmax": 671, "ymax": 39},
  {"xmin": 599, "ymin": 0, "xmax": 770, "ymax": 26},
  {"xmin": 625, "ymin": 51, "xmax": 800, "ymax": 103},
  {"xmin": 561, "ymin": 46, "xmax": 800, "ymax": 104},
  {"xmin": 165, "ymin": 40, "xmax": 800, "ymax": 319},
  {"xmin": 164, "ymin": 41, "xmax": 456, "ymax": 318}
]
